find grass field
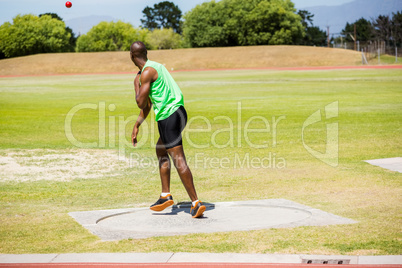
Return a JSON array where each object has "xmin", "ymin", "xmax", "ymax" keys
[
  {"xmin": 0, "ymin": 68, "xmax": 401, "ymax": 255},
  {"xmin": 369, "ymin": 54, "xmax": 402, "ymax": 65}
]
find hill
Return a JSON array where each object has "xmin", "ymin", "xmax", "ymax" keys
[{"xmin": 0, "ymin": 46, "xmax": 362, "ymax": 76}]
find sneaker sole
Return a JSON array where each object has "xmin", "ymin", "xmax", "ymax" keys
[
  {"xmin": 192, "ymin": 205, "xmax": 206, "ymax": 218},
  {"xmin": 150, "ymin": 200, "xmax": 174, "ymax": 212}
]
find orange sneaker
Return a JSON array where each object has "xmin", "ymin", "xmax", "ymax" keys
[
  {"xmin": 150, "ymin": 194, "xmax": 174, "ymax": 211},
  {"xmin": 190, "ymin": 201, "xmax": 206, "ymax": 218}
]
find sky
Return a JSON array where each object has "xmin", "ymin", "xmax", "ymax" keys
[{"xmin": 0, "ymin": 0, "xmax": 355, "ymax": 28}]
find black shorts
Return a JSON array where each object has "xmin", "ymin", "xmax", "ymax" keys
[{"xmin": 157, "ymin": 106, "xmax": 187, "ymax": 149}]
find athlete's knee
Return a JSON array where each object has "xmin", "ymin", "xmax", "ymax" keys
[
  {"xmin": 173, "ymin": 155, "xmax": 190, "ymax": 173},
  {"xmin": 158, "ymin": 156, "xmax": 170, "ymax": 169}
]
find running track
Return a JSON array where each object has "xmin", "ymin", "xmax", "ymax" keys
[{"xmin": 0, "ymin": 264, "xmax": 401, "ymax": 268}]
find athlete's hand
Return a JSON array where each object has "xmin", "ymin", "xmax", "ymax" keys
[{"xmin": 131, "ymin": 125, "xmax": 139, "ymax": 147}]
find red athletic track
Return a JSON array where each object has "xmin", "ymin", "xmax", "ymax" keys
[
  {"xmin": 1, "ymin": 65, "xmax": 402, "ymax": 78},
  {"xmin": 0, "ymin": 264, "xmax": 401, "ymax": 268}
]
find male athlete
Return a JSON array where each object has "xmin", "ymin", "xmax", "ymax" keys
[{"xmin": 130, "ymin": 41, "xmax": 206, "ymax": 218}]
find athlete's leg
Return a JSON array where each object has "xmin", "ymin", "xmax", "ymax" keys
[
  {"xmin": 167, "ymin": 145, "xmax": 198, "ymax": 202},
  {"xmin": 156, "ymin": 137, "xmax": 171, "ymax": 193}
]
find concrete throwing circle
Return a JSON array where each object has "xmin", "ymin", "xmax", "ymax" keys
[
  {"xmin": 69, "ymin": 199, "xmax": 357, "ymax": 240},
  {"xmin": 96, "ymin": 202, "xmax": 312, "ymax": 238}
]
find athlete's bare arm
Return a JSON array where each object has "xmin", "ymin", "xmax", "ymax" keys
[
  {"xmin": 132, "ymin": 67, "xmax": 158, "ymax": 147},
  {"xmin": 135, "ymin": 67, "xmax": 158, "ymax": 109},
  {"xmin": 131, "ymin": 99, "xmax": 151, "ymax": 147}
]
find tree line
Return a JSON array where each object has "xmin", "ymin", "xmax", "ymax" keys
[
  {"xmin": 339, "ymin": 11, "xmax": 402, "ymax": 49},
  {"xmin": 0, "ymin": 0, "xmax": 400, "ymax": 59}
]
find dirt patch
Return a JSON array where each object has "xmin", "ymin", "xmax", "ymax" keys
[
  {"xmin": 0, "ymin": 46, "xmax": 362, "ymax": 76},
  {"xmin": 0, "ymin": 149, "xmax": 130, "ymax": 182}
]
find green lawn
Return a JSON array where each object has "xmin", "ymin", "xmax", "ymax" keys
[
  {"xmin": 0, "ymin": 69, "xmax": 401, "ymax": 255},
  {"xmin": 369, "ymin": 54, "xmax": 402, "ymax": 65}
]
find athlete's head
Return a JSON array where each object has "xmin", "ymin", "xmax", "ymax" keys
[{"xmin": 130, "ymin": 41, "xmax": 148, "ymax": 68}]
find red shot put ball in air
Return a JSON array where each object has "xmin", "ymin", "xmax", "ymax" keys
[{"xmin": 65, "ymin": 1, "xmax": 72, "ymax": 8}]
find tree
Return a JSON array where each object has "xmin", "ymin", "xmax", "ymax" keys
[
  {"xmin": 76, "ymin": 21, "xmax": 149, "ymax": 52},
  {"xmin": 301, "ymin": 26, "xmax": 327, "ymax": 46},
  {"xmin": 183, "ymin": 0, "xmax": 304, "ymax": 47},
  {"xmin": 141, "ymin": 7, "xmax": 158, "ymax": 31},
  {"xmin": 141, "ymin": 1, "xmax": 182, "ymax": 34},
  {"xmin": 0, "ymin": 14, "xmax": 71, "ymax": 58},
  {"xmin": 341, "ymin": 18, "xmax": 374, "ymax": 43},
  {"xmin": 182, "ymin": 1, "xmax": 227, "ymax": 47},
  {"xmin": 391, "ymin": 11, "xmax": 402, "ymax": 47},
  {"xmin": 298, "ymin": 9, "xmax": 314, "ymax": 28},
  {"xmin": 296, "ymin": 10, "xmax": 326, "ymax": 46},
  {"xmin": 146, "ymin": 28, "xmax": 182, "ymax": 50},
  {"xmin": 39, "ymin": 12, "xmax": 63, "ymax": 21},
  {"xmin": 39, "ymin": 13, "xmax": 77, "ymax": 52},
  {"xmin": 372, "ymin": 15, "xmax": 392, "ymax": 46}
]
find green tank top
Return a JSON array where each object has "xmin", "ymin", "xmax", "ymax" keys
[{"xmin": 141, "ymin": 60, "xmax": 184, "ymax": 121}]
